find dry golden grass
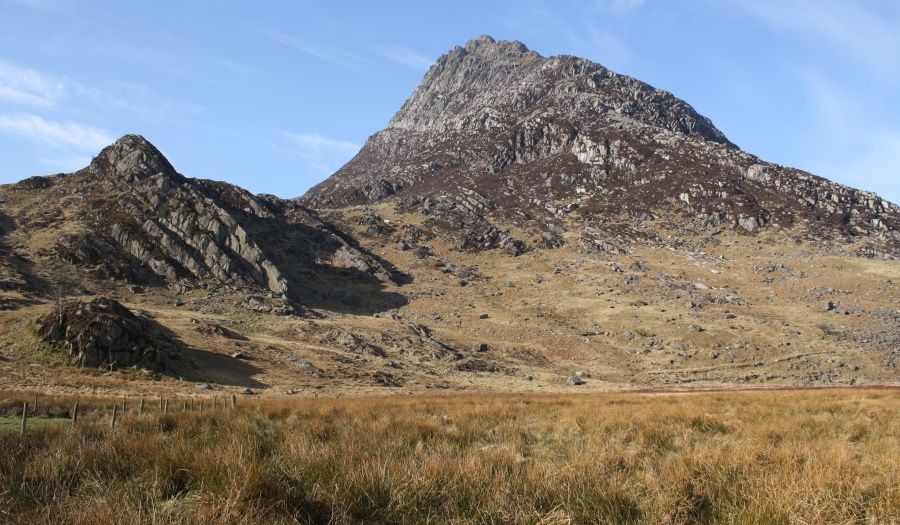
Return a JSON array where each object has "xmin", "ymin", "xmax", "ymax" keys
[{"xmin": 0, "ymin": 388, "xmax": 897, "ymax": 524}]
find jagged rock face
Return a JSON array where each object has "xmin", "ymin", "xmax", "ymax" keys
[
  {"xmin": 38, "ymin": 297, "xmax": 178, "ymax": 369},
  {"xmin": 4, "ymin": 135, "xmax": 399, "ymax": 307},
  {"xmin": 302, "ymin": 35, "xmax": 900, "ymax": 259}
]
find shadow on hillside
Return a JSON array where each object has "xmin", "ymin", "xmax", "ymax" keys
[
  {"xmin": 291, "ymin": 265, "xmax": 410, "ymax": 315},
  {"xmin": 218, "ymin": 197, "xmax": 414, "ymax": 316},
  {"xmin": 0, "ymin": 211, "xmax": 60, "ymax": 297},
  {"xmin": 143, "ymin": 311, "xmax": 267, "ymax": 389},
  {"xmin": 173, "ymin": 347, "xmax": 267, "ymax": 389}
]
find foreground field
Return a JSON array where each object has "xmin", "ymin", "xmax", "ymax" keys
[{"xmin": 0, "ymin": 389, "xmax": 898, "ymax": 524}]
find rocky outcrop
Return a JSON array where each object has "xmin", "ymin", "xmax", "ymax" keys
[
  {"xmin": 400, "ymin": 191, "xmax": 528, "ymax": 255},
  {"xmin": 38, "ymin": 297, "xmax": 179, "ymax": 369},
  {"xmin": 15, "ymin": 135, "xmax": 403, "ymax": 310},
  {"xmin": 302, "ymin": 35, "xmax": 899, "ymax": 259}
]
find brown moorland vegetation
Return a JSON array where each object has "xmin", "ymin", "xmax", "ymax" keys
[{"xmin": 0, "ymin": 388, "xmax": 898, "ymax": 524}]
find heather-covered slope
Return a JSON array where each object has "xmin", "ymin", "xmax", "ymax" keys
[{"xmin": 303, "ymin": 36, "xmax": 899, "ymax": 260}]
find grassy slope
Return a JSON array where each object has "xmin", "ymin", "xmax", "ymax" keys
[
  {"xmin": 0, "ymin": 389, "xmax": 897, "ymax": 524},
  {"xmin": 1, "ymin": 183, "xmax": 899, "ymax": 396}
]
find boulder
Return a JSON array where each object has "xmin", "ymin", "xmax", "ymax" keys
[
  {"xmin": 567, "ymin": 374, "xmax": 586, "ymax": 385},
  {"xmin": 38, "ymin": 297, "xmax": 180, "ymax": 370}
]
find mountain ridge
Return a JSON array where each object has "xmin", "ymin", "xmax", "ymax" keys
[
  {"xmin": 2, "ymin": 134, "xmax": 406, "ymax": 314},
  {"xmin": 302, "ymin": 35, "xmax": 899, "ymax": 261}
]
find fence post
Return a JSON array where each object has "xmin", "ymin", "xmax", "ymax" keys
[
  {"xmin": 33, "ymin": 394, "xmax": 38, "ymax": 417},
  {"xmin": 231, "ymin": 394, "xmax": 236, "ymax": 410},
  {"xmin": 199, "ymin": 399, "xmax": 203, "ymax": 414},
  {"xmin": 121, "ymin": 396, "xmax": 127, "ymax": 415},
  {"xmin": 20, "ymin": 402, "xmax": 27, "ymax": 435},
  {"xmin": 139, "ymin": 398, "xmax": 144, "ymax": 415},
  {"xmin": 72, "ymin": 399, "xmax": 79, "ymax": 425},
  {"xmin": 110, "ymin": 405, "xmax": 118, "ymax": 430},
  {"xmin": 164, "ymin": 399, "xmax": 169, "ymax": 415},
  {"xmin": 159, "ymin": 396, "xmax": 163, "ymax": 412}
]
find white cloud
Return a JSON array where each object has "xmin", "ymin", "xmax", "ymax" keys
[
  {"xmin": 833, "ymin": 133, "xmax": 900, "ymax": 205},
  {"xmin": 2, "ymin": 0, "xmax": 70, "ymax": 10},
  {"xmin": 262, "ymin": 30, "xmax": 367, "ymax": 70},
  {"xmin": 720, "ymin": 0, "xmax": 900, "ymax": 80},
  {"xmin": 283, "ymin": 132, "xmax": 360, "ymax": 174},
  {"xmin": 793, "ymin": 69, "xmax": 900, "ymax": 204},
  {"xmin": 594, "ymin": 0, "xmax": 645, "ymax": 14},
  {"xmin": 504, "ymin": 5, "xmax": 633, "ymax": 69},
  {"xmin": 0, "ymin": 58, "xmax": 66, "ymax": 108},
  {"xmin": 373, "ymin": 45, "xmax": 433, "ymax": 71},
  {"xmin": 39, "ymin": 155, "xmax": 92, "ymax": 171},
  {"xmin": 0, "ymin": 113, "xmax": 114, "ymax": 150},
  {"xmin": 217, "ymin": 59, "xmax": 260, "ymax": 78}
]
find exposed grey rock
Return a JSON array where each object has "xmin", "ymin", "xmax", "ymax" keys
[
  {"xmin": 37, "ymin": 297, "xmax": 179, "ymax": 370},
  {"xmin": 28, "ymin": 134, "xmax": 405, "ymax": 313},
  {"xmin": 373, "ymin": 371, "xmax": 404, "ymax": 387},
  {"xmin": 566, "ymin": 374, "xmax": 586, "ymax": 385},
  {"xmin": 301, "ymin": 36, "xmax": 898, "ymax": 259}
]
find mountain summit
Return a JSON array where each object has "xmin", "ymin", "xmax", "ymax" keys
[
  {"xmin": 303, "ymin": 36, "xmax": 898, "ymax": 259},
  {"xmin": 389, "ymin": 35, "xmax": 732, "ymax": 145}
]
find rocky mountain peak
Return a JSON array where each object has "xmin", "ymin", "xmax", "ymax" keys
[
  {"xmin": 303, "ymin": 37, "xmax": 899, "ymax": 260},
  {"xmin": 463, "ymin": 34, "xmax": 532, "ymax": 56},
  {"xmin": 89, "ymin": 134, "xmax": 181, "ymax": 183},
  {"xmin": 387, "ymin": 35, "xmax": 730, "ymax": 146}
]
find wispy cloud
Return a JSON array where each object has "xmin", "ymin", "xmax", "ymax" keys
[
  {"xmin": 262, "ymin": 30, "xmax": 367, "ymax": 70},
  {"xmin": 793, "ymin": 68, "xmax": 900, "ymax": 203},
  {"xmin": 720, "ymin": 0, "xmax": 900, "ymax": 80},
  {"xmin": 0, "ymin": 58, "xmax": 66, "ymax": 108},
  {"xmin": 39, "ymin": 155, "xmax": 92, "ymax": 171},
  {"xmin": 0, "ymin": 59, "xmax": 202, "ymax": 121},
  {"xmin": 593, "ymin": 0, "xmax": 645, "ymax": 15},
  {"xmin": 282, "ymin": 132, "xmax": 360, "ymax": 175},
  {"xmin": 372, "ymin": 44, "xmax": 433, "ymax": 71},
  {"xmin": 0, "ymin": 113, "xmax": 114, "ymax": 150},
  {"xmin": 504, "ymin": 5, "xmax": 633, "ymax": 68},
  {"xmin": 217, "ymin": 59, "xmax": 261, "ymax": 78},
  {"xmin": 2, "ymin": 0, "xmax": 70, "ymax": 10}
]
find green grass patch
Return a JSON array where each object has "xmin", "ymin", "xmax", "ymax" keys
[{"xmin": 0, "ymin": 415, "xmax": 68, "ymax": 433}]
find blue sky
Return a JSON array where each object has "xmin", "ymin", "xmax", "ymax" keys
[{"xmin": 0, "ymin": 0, "xmax": 898, "ymax": 203}]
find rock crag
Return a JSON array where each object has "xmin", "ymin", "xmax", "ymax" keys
[
  {"xmin": 5, "ymin": 135, "xmax": 404, "ymax": 312},
  {"xmin": 302, "ymin": 35, "xmax": 899, "ymax": 260},
  {"xmin": 38, "ymin": 297, "xmax": 179, "ymax": 370}
]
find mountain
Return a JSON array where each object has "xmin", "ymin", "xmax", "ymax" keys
[
  {"xmin": 302, "ymin": 35, "xmax": 899, "ymax": 260},
  {"xmin": 1, "ymin": 135, "xmax": 405, "ymax": 314},
  {"xmin": 0, "ymin": 37, "xmax": 897, "ymax": 396}
]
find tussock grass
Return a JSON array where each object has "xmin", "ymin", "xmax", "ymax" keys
[{"xmin": 0, "ymin": 389, "xmax": 897, "ymax": 524}]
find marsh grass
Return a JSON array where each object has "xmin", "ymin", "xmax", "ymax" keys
[{"xmin": 0, "ymin": 389, "xmax": 897, "ymax": 524}]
